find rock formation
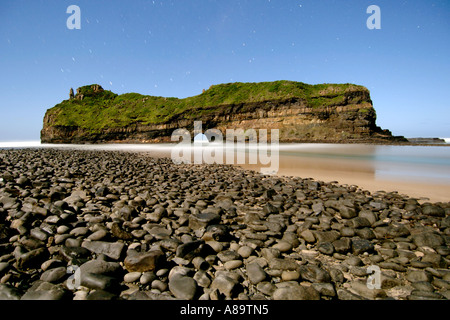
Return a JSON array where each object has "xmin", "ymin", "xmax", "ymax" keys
[{"xmin": 41, "ymin": 81, "xmax": 406, "ymax": 144}]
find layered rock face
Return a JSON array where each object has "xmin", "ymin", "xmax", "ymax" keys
[{"xmin": 41, "ymin": 82, "xmax": 403, "ymax": 144}]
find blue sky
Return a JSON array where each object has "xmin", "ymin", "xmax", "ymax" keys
[{"xmin": 0, "ymin": 0, "xmax": 449, "ymax": 141}]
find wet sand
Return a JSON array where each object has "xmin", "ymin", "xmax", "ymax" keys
[
  {"xmin": 148, "ymin": 143, "xmax": 450, "ymax": 203},
  {"xmin": 238, "ymin": 152, "xmax": 450, "ymax": 204},
  {"xmin": 3, "ymin": 141, "xmax": 448, "ymax": 203}
]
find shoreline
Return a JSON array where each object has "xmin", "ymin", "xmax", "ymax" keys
[
  {"xmin": 0, "ymin": 148, "xmax": 448, "ymax": 301},
  {"xmin": 237, "ymin": 156, "xmax": 450, "ymax": 204},
  {"xmin": 1, "ymin": 142, "xmax": 449, "ymax": 203}
]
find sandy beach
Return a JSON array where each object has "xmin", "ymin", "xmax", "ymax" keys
[
  {"xmin": 145, "ymin": 143, "xmax": 450, "ymax": 204},
  {"xmin": 239, "ymin": 153, "xmax": 450, "ymax": 204}
]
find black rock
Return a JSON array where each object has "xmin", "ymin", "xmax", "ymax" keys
[
  {"xmin": 351, "ymin": 239, "xmax": 374, "ymax": 255},
  {"xmin": 20, "ymin": 281, "xmax": 68, "ymax": 300},
  {"xmin": 412, "ymin": 232, "xmax": 444, "ymax": 249},
  {"xmin": 422, "ymin": 205, "xmax": 445, "ymax": 217},
  {"xmin": 318, "ymin": 242, "xmax": 334, "ymax": 255}
]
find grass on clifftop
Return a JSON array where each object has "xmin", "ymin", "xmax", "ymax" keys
[{"xmin": 46, "ymin": 81, "xmax": 368, "ymax": 132}]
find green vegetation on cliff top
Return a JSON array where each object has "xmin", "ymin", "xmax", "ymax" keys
[{"xmin": 45, "ymin": 81, "xmax": 369, "ymax": 131}]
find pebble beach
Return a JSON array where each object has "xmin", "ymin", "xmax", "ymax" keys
[{"xmin": 0, "ymin": 148, "xmax": 449, "ymax": 300}]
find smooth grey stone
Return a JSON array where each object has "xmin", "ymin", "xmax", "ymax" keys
[
  {"xmin": 189, "ymin": 212, "xmax": 220, "ymax": 230},
  {"xmin": 358, "ymin": 210, "xmax": 378, "ymax": 225},
  {"xmin": 217, "ymin": 250, "xmax": 241, "ymax": 263},
  {"xmin": 350, "ymin": 266, "xmax": 369, "ymax": 277},
  {"xmin": 356, "ymin": 228, "xmax": 376, "ymax": 240},
  {"xmin": 70, "ymin": 227, "xmax": 89, "ymax": 237},
  {"xmin": 406, "ymin": 270, "xmax": 433, "ymax": 283},
  {"xmin": 312, "ymin": 230, "xmax": 340, "ymax": 243},
  {"xmin": 256, "ymin": 282, "xmax": 276, "ymax": 296},
  {"xmin": 337, "ymin": 289, "xmax": 366, "ymax": 300},
  {"xmin": 20, "ymin": 281, "xmax": 68, "ymax": 300},
  {"xmin": 312, "ymin": 202, "xmax": 324, "ymax": 214},
  {"xmin": 192, "ymin": 256, "xmax": 210, "ymax": 271},
  {"xmin": 87, "ymin": 229, "xmax": 108, "ymax": 241},
  {"xmin": 55, "ymin": 234, "xmax": 71, "ymax": 245},
  {"xmin": 156, "ymin": 268, "xmax": 168, "ymax": 277},
  {"xmin": 176, "ymin": 240, "xmax": 204, "ymax": 259},
  {"xmin": 224, "ymin": 260, "xmax": 243, "ymax": 270},
  {"xmin": 350, "ymin": 280, "xmax": 387, "ymax": 300},
  {"xmin": 408, "ymin": 290, "xmax": 444, "ymax": 300},
  {"xmin": 299, "ymin": 230, "xmax": 315, "ymax": 243},
  {"xmin": 86, "ymin": 290, "xmax": 118, "ymax": 300},
  {"xmin": 140, "ymin": 272, "xmax": 156, "ymax": 285},
  {"xmin": 146, "ymin": 226, "xmax": 172, "ymax": 239},
  {"xmin": 318, "ymin": 242, "xmax": 334, "ymax": 255},
  {"xmin": 272, "ymin": 241, "xmax": 292, "ymax": 253},
  {"xmin": 312, "ymin": 283, "xmax": 336, "ymax": 297},
  {"xmin": 436, "ymin": 246, "xmax": 450, "ymax": 256},
  {"xmin": 81, "ymin": 240, "xmax": 125, "ymax": 260},
  {"xmin": 159, "ymin": 238, "xmax": 182, "ymax": 252},
  {"xmin": 268, "ymin": 258, "xmax": 299, "ymax": 271},
  {"xmin": 344, "ymin": 256, "xmax": 363, "ymax": 266},
  {"xmin": 124, "ymin": 272, "xmax": 142, "ymax": 283},
  {"xmin": 210, "ymin": 274, "xmax": 239, "ymax": 298},
  {"xmin": 65, "ymin": 238, "xmax": 82, "ymax": 247},
  {"xmin": 30, "ymin": 228, "xmax": 49, "ymax": 241},
  {"xmin": 168, "ymin": 266, "xmax": 192, "ymax": 281},
  {"xmin": 79, "ymin": 259, "xmax": 122, "ymax": 276},
  {"xmin": 124, "ymin": 250, "xmax": 165, "ymax": 272},
  {"xmin": 422, "ymin": 205, "xmax": 445, "ymax": 217},
  {"xmin": 340, "ymin": 227, "xmax": 355, "ymax": 237},
  {"xmin": 57, "ymin": 225, "xmax": 70, "ymax": 234},
  {"xmin": 80, "ymin": 272, "xmax": 119, "ymax": 291},
  {"xmin": 281, "ymin": 232, "xmax": 300, "ymax": 248},
  {"xmin": 432, "ymin": 278, "xmax": 450, "ymax": 290},
  {"xmin": 0, "ymin": 262, "xmax": 10, "ymax": 274},
  {"xmin": 412, "ymin": 232, "xmax": 444, "ymax": 249},
  {"xmin": 422, "ymin": 253, "xmax": 447, "ymax": 268},
  {"xmin": 351, "ymin": 217, "xmax": 371, "ymax": 229},
  {"xmin": 411, "ymin": 281, "xmax": 434, "ymax": 292},
  {"xmin": 378, "ymin": 261, "xmax": 406, "ymax": 272},
  {"xmin": 40, "ymin": 266, "xmax": 67, "ymax": 283},
  {"xmin": 281, "ymin": 270, "xmax": 300, "ymax": 281},
  {"xmin": 299, "ymin": 265, "xmax": 331, "ymax": 283},
  {"xmin": 263, "ymin": 203, "xmax": 279, "ymax": 215},
  {"xmin": 237, "ymin": 246, "xmax": 254, "ymax": 258},
  {"xmin": 369, "ymin": 201, "xmax": 387, "ymax": 211},
  {"xmin": 59, "ymin": 246, "xmax": 91, "ymax": 263},
  {"xmin": 151, "ymin": 279, "xmax": 168, "ymax": 291},
  {"xmin": 273, "ymin": 283, "xmax": 319, "ymax": 300},
  {"xmin": 246, "ymin": 262, "xmax": 267, "ymax": 284},
  {"xmin": 41, "ymin": 260, "xmax": 64, "ymax": 274},
  {"xmin": 352, "ymin": 238, "xmax": 374, "ymax": 255},
  {"xmin": 410, "ymin": 261, "xmax": 433, "ymax": 268},
  {"xmin": 168, "ymin": 276, "xmax": 198, "ymax": 300},
  {"xmin": 338, "ymin": 206, "xmax": 357, "ymax": 219},
  {"xmin": 386, "ymin": 223, "xmax": 410, "ymax": 238},
  {"xmin": 329, "ymin": 268, "xmax": 345, "ymax": 283},
  {"xmin": 332, "ymin": 238, "xmax": 352, "ymax": 253},
  {"xmin": 193, "ymin": 270, "xmax": 211, "ymax": 288}
]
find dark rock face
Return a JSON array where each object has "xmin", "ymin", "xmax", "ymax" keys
[{"xmin": 0, "ymin": 148, "xmax": 448, "ymax": 301}]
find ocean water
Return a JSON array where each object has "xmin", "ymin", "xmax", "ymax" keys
[{"xmin": 1, "ymin": 140, "xmax": 450, "ymax": 186}]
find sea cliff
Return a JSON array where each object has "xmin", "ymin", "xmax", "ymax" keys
[{"xmin": 41, "ymin": 81, "xmax": 405, "ymax": 144}]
